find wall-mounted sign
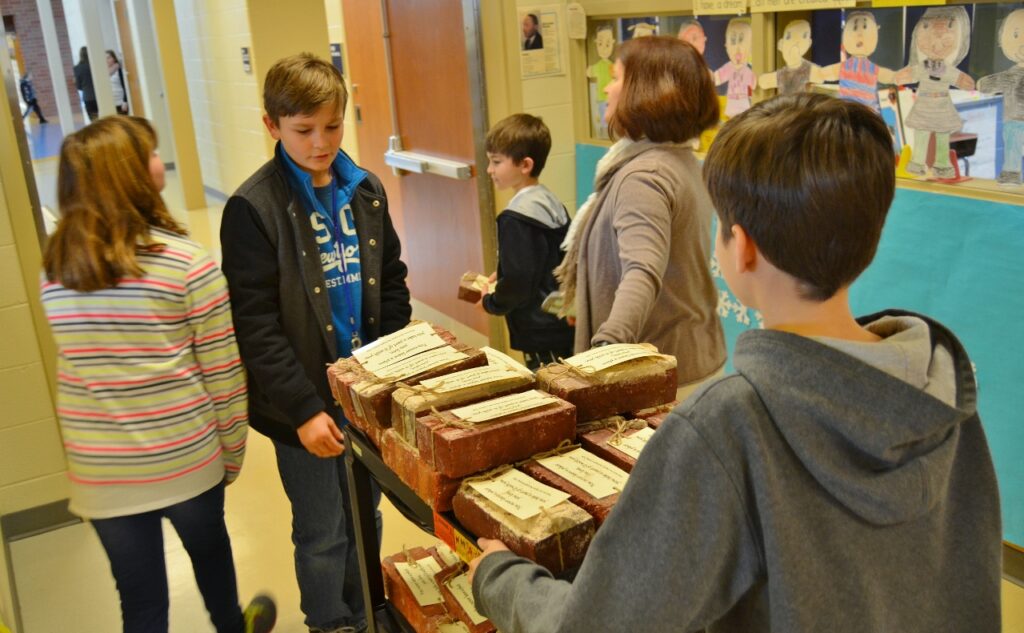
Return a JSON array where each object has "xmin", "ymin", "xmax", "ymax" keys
[
  {"xmin": 329, "ymin": 43, "xmax": 344, "ymax": 75},
  {"xmin": 241, "ymin": 47, "xmax": 251, "ymax": 74},
  {"xmin": 694, "ymin": 0, "xmax": 748, "ymax": 16}
]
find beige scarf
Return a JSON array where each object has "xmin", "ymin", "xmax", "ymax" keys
[{"xmin": 554, "ymin": 138, "xmax": 666, "ymax": 317}]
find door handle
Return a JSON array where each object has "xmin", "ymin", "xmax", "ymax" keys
[{"xmin": 383, "ymin": 149, "xmax": 473, "ymax": 180}]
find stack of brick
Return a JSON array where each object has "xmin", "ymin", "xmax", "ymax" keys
[{"xmin": 537, "ymin": 343, "xmax": 677, "ymax": 423}]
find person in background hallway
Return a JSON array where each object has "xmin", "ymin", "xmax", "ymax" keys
[
  {"xmin": 470, "ymin": 92, "xmax": 1002, "ymax": 633},
  {"xmin": 220, "ymin": 53, "xmax": 411, "ymax": 633},
  {"xmin": 555, "ymin": 36, "xmax": 726, "ymax": 401},
  {"xmin": 74, "ymin": 46, "xmax": 97, "ymax": 121},
  {"xmin": 107, "ymin": 50, "xmax": 129, "ymax": 115},
  {"xmin": 40, "ymin": 116, "xmax": 276, "ymax": 633},
  {"xmin": 478, "ymin": 113, "xmax": 575, "ymax": 370},
  {"xmin": 19, "ymin": 72, "xmax": 48, "ymax": 124}
]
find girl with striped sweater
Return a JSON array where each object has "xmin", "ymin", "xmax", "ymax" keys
[{"xmin": 40, "ymin": 116, "xmax": 274, "ymax": 633}]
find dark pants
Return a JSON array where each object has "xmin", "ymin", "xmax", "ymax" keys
[
  {"xmin": 273, "ymin": 439, "xmax": 382, "ymax": 631},
  {"xmin": 523, "ymin": 346, "xmax": 574, "ymax": 371},
  {"xmin": 84, "ymin": 99, "xmax": 98, "ymax": 121},
  {"xmin": 91, "ymin": 483, "xmax": 244, "ymax": 633},
  {"xmin": 21, "ymin": 99, "xmax": 46, "ymax": 122}
]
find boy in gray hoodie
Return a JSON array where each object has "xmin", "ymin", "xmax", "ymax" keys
[{"xmin": 468, "ymin": 93, "xmax": 1002, "ymax": 632}]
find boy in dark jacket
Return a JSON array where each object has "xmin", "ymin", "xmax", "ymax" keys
[
  {"xmin": 469, "ymin": 94, "xmax": 1002, "ymax": 632},
  {"xmin": 481, "ymin": 114, "xmax": 574, "ymax": 369},
  {"xmin": 220, "ymin": 53, "xmax": 410, "ymax": 633}
]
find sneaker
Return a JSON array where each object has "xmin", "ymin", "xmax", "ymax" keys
[
  {"xmin": 905, "ymin": 161, "xmax": 926, "ymax": 176},
  {"xmin": 997, "ymin": 170, "xmax": 1021, "ymax": 185},
  {"xmin": 244, "ymin": 594, "xmax": 277, "ymax": 633},
  {"xmin": 931, "ymin": 164, "xmax": 956, "ymax": 179}
]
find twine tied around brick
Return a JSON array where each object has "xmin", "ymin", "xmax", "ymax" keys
[
  {"xmin": 527, "ymin": 439, "xmax": 579, "ymax": 463},
  {"xmin": 463, "ymin": 464, "xmax": 515, "ymax": 485}
]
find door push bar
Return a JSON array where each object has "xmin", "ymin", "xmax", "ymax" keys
[{"xmin": 384, "ymin": 136, "xmax": 474, "ymax": 180}]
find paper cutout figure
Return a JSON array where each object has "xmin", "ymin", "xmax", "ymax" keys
[
  {"xmin": 894, "ymin": 6, "xmax": 975, "ymax": 179},
  {"xmin": 677, "ymin": 19, "xmax": 707, "ymax": 56},
  {"xmin": 823, "ymin": 12, "xmax": 895, "ymax": 113},
  {"xmin": 628, "ymin": 22, "xmax": 658, "ymax": 38},
  {"xmin": 523, "ymin": 13, "xmax": 544, "ymax": 50},
  {"xmin": 759, "ymin": 20, "xmax": 826, "ymax": 95},
  {"xmin": 714, "ymin": 19, "xmax": 755, "ymax": 117},
  {"xmin": 587, "ymin": 24, "xmax": 616, "ymax": 136},
  {"xmin": 978, "ymin": 8, "xmax": 1024, "ymax": 185}
]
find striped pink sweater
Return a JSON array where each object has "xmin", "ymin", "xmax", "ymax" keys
[{"xmin": 41, "ymin": 229, "xmax": 248, "ymax": 519}]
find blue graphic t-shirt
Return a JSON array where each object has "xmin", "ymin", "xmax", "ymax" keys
[{"xmin": 278, "ymin": 145, "xmax": 366, "ymax": 358}]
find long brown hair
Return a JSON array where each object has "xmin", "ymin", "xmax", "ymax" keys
[
  {"xmin": 608, "ymin": 36, "xmax": 719, "ymax": 142},
  {"xmin": 43, "ymin": 116, "xmax": 186, "ymax": 291}
]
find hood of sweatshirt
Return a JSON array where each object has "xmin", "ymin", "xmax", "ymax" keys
[
  {"xmin": 504, "ymin": 184, "xmax": 569, "ymax": 229},
  {"xmin": 733, "ymin": 310, "xmax": 976, "ymax": 526}
]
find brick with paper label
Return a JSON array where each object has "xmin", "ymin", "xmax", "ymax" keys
[
  {"xmin": 457, "ymin": 271, "xmax": 488, "ymax": 304},
  {"xmin": 381, "ymin": 547, "xmax": 449, "ymax": 632},
  {"xmin": 519, "ymin": 458, "xmax": 621, "ymax": 527},
  {"xmin": 434, "ymin": 565, "xmax": 497, "ymax": 633},
  {"xmin": 631, "ymin": 402, "xmax": 678, "ymax": 429},
  {"xmin": 328, "ymin": 324, "xmax": 487, "ymax": 435},
  {"xmin": 536, "ymin": 348, "xmax": 677, "ymax": 422},
  {"xmin": 416, "ymin": 393, "xmax": 576, "ymax": 479},
  {"xmin": 392, "ymin": 365, "xmax": 535, "ymax": 446},
  {"xmin": 452, "ymin": 484, "xmax": 594, "ymax": 574},
  {"xmin": 579, "ymin": 423, "xmax": 650, "ymax": 472},
  {"xmin": 380, "ymin": 429, "xmax": 462, "ymax": 512}
]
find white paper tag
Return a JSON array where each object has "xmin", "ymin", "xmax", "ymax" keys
[
  {"xmin": 450, "ymin": 390, "xmax": 557, "ymax": 423},
  {"xmin": 445, "ymin": 573, "xmax": 488, "ymax": 625},
  {"xmin": 434, "ymin": 543, "xmax": 461, "ymax": 568},
  {"xmin": 371, "ymin": 346, "xmax": 468, "ymax": 381},
  {"xmin": 394, "ymin": 556, "xmax": 444, "ymax": 606},
  {"xmin": 468, "ymin": 274, "xmax": 488, "ymax": 291},
  {"xmin": 468, "ymin": 469, "xmax": 570, "ymax": 520},
  {"xmin": 482, "ymin": 346, "xmax": 534, "ymax": 377},
  {"xmin": 438, "ymin": 622, "xmax": 471, "ymax": 633},
  {"xmin": 537, "ymin": 448, "xmax": 629, "ymax": 499},
  {"xmin": 419, "ymin": 364, "xmax": 521, "ymax": 394},
  {"xmin": 609, "ymin": 426, "xmax": 656, "ymax": 460},
  {"xmin": 353, "ymin": 322, "xmax": 446, "ymax": 375},
  {"xmin": 564, "ymin": 343, "xmax": 660, "ymax": 373}
]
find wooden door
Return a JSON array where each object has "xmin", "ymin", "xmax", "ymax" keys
[
  {"xmin": 341, "ymin": 0, "xmax": 405, "ymax": 242},
  {"xmin": 343, "ymin": 0, "xmax": 496, "ymax": 337}
]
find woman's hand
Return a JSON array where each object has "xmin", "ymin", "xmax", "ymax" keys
[{"xmin": 467, "ymin": 537, "xmax": 511, "ymax": 585}]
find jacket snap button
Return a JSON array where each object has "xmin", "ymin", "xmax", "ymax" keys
[
  {"xmin": 302, "ymin": 250, "xmax": 307, "ymax": 256},
  {"xmin": 314, "ymin": 287, "xmax": 321, "ymax": 294},
  {"xmin": 372, "ymin": 200, "xmax": 381, "ymax": 208},
  {"xmin": 326, "ymin": 324, "xmax": 334, "ymax": 332},
  {"xmin": 368, "ymin": 277, "xmax": 376, "ymax": 285},
  {"xmin": 369, "ymin": 239, "xmax": 377, "ymax": 247},
  {"xmin": 369, "ymin": 317, "xmax": 376, "ymax": 324}
]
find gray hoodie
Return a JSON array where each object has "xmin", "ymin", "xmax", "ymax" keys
[{"xmin": 473, "ymin": 310, "xmax": 1002, "ymax": 632}]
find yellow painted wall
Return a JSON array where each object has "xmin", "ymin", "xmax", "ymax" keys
[
  {"xmin": 324, "ymin": 0, "xmax": 359, "ymax": 162},
  {"xmin": 173, "ymin": 0, "xmax": 267, "ymax": 195},
  {"xmin": 0, "ymin": 80, "xmax": 67, "ymax": 523}
]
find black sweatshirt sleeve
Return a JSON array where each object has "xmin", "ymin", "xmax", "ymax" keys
[{"xmin": 483, "ymin": 214, "xmax": 549, "ymax": 316}]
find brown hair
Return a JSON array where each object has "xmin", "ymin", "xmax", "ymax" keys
[
  {"xmin": 703, "ymin": 93, "xmax": 895, "ymax": 301},
  {"xmin": 608, "ymin": 36, "xmax": 718, "ymax": 143},
  {"xmin": 44, "ymin": 116, "xmax": 186, "ymax": 291},
  {"xmin": 263, "ymin": 53, "xmax": 347, "ymax": 123},
  {"xmin": 485, "ymin": 113, "xmax": 552, "ymax": 177}
]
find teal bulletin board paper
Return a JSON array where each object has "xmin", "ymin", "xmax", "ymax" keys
[{"xmin": 576, "ymin": 143, "xmax": 1024, "ymax": 546}]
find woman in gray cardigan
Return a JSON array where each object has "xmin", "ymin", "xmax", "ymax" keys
[{"xmin": 557, "ymin": 36, "xmax": 726, "ymax": 395}]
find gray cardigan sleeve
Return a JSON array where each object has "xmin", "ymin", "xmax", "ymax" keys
[
  {"xmin": 472, "ymin": 414, "xmax": 762, "ymax": 632},
  {"xmin": 591, "ymin": 172, "xmax": 672, "ymax": 346}
]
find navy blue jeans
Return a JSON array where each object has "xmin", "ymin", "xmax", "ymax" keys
[
  {"xmin": 91, "ymin": 483, "xmax": 244, "ymax": 633},
  {"xmin": 273, "ymin": 439, "xmax": 382, "ymax": 631}
]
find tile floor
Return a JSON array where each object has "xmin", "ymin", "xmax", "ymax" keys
[{"xmin": 9, "ymin": 168, "xmax": 1024, "ymax": 633}]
